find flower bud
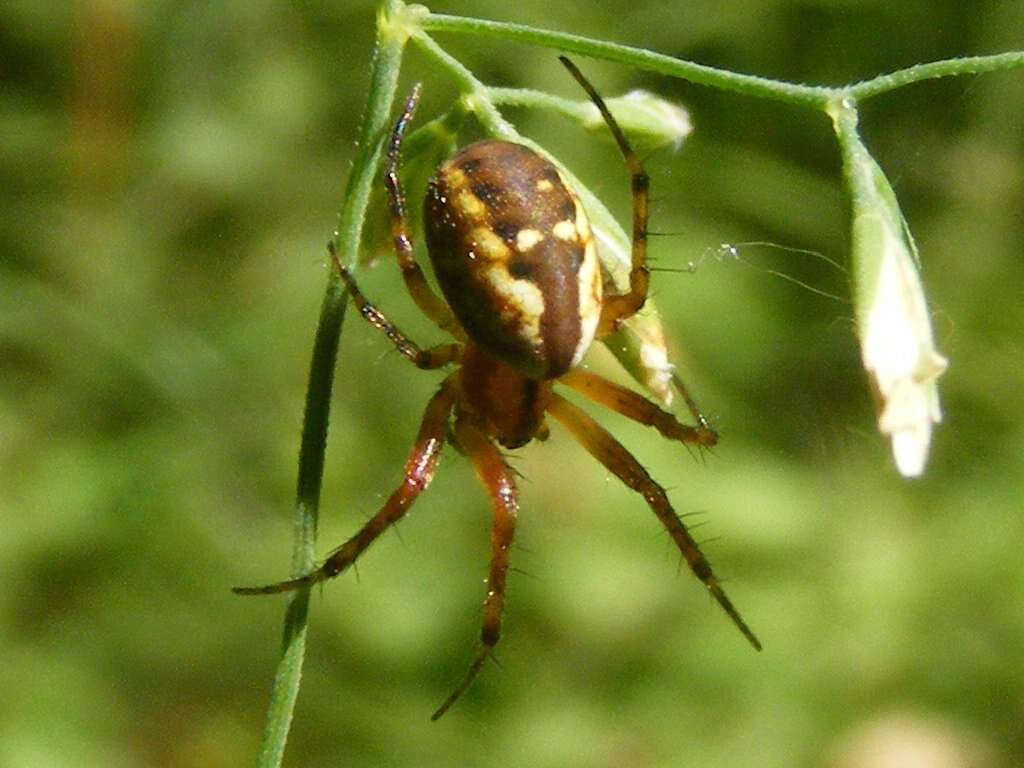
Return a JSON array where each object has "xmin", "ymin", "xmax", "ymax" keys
[
  {"xmin": 581, "ymin": 90, "xmax": 692, "ymax": 152},
  {"xmin": 833, "ymin": 102, "xmax": 947, "ymax": 476}
]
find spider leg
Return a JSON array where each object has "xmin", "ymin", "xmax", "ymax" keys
[
  {"xmin": 559, "ymin": 368, "xmax": 718, "ymax": 447},
  {"xmin": 328, "ymin": 244, "xmax": 461, "ymax": 370},
  {"xmin": 431, "ymin": 418, "xmax": 518, "ymax": 720},
  {"xmin": 385, "ymin": 84, "xmax": 464, "ymax": 338},
  {"xmin": 546, "ymin": 392, "xmax": 761, "ymax": 651},
  {"xmin": 671, "ymin": 371, "xmax": 716, "ymax": 435},
  {"xmin": 233, "ymin": 376, "xmax": 457, "ymax": 595},
  {"xmin": 559, "ymin": 57, "xmax": 650, "ymax": 336}
]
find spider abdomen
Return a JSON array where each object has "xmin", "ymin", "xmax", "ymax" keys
[{"xmin": 424, "ymin": 140, "xmax": 602, "ymax": 380}]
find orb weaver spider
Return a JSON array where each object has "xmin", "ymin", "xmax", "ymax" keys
[{"xmin": 236, "ymin": 56, "xmax": 761, "ymax": 719}]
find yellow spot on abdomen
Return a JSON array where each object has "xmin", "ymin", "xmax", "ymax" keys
[
  {"xmin": 536, "ymin": 179, "xmax": 554, "ymax": 192},
  {"xmin": 552, "ymin": 220, "xmax": 577, "ymax": 241},
  {"xmin": 471, "ymin": 227, "xmax": 510, "ymax": 262},
  {"xmin": 456, "ymin": 190, "xmax": 486, "ymax": 219},
  {"xmin": 572, "ymin": 236, "xmax": 602, "ymax": 367},
  {"xmin": 482, "ymin": 264, "xmax": 544, "ymax": 348},
  {"xmin": 515, "ymin": 229, "xmax": 545, "ymax": 252}
]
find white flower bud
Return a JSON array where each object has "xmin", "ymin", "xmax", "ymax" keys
[
  {"xmin": 834, "ymin": 101, "xmax": 947, "ymax": 476},
  {"xmin": 854, "ymin": 207, "xmax": 947, "ymax": 476},
  {"xmin": 581, "ymin": 90, "xmax": 693, "ymax": 152}
]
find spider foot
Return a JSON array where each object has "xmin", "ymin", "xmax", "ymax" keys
[
  {"xmin": 232, "ymin": 572, "xmax": 319, "ymax": 596},
  {"xmin": 707, "ymin": 578, "xmax": 762, "ymax": 651},
  {"xmin": 431, "ymin": 645, "xmax": 492, "ymax": 721},
  {"xmin": 692, "ymin": 425, "xmax": 719, "ymax": 448}
]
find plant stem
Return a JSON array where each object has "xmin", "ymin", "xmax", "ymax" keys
[
  {"xmin": 487, "ymin": 87, "xmax": 592, "ymax": 121},
  {"xmin": 421, "ymin": 12, "xmax": 1023, "ymax": 108},
  {"xmin": 420, "ymin": 12, "xmax": 837, "ymax": 108},
  {"xmin": 847, "ymin": 51, "xmax": 1024, "ymax": 100},
  {"xmin": 252, "ymin": 2, "xmax": 407, "ymax": 766}
]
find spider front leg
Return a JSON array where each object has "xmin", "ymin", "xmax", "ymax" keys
[
  {"xmin": 547, "ymin": 393, "xmax": 761, "ymax": 651},
  {"xmin": 671, "ymin": 371, "xmax": 716, "ymax": 435},
  {"xmin": 560, "ymin": 56, "xmax": 650, "ymax": 336},
  {"xmin": 431, "ymin": 417, "xmax": 518, "ymax": 720},
  {"xmin": 384, "ymin": 84, "xmax": 463, "ymax": 338},
  {"xmin": 560, "ymin": 368, "xmax": 718, "ymax": 448},
  {"xmin": 233, "ymin": 376, "xmax": 457, "ymax": 595},
  {"xmin": 328, "ymin": 243, "xmax": 461, "ymax": 370}
]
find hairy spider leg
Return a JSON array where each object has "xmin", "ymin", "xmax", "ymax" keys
[
  {"xmin": 233, "ymin": 377, "xmax": 457, "ymax": 596},
  {"xmin": 561, "ymin": 58, "xmax": 716, "ymax": 438},
  {"xmin": 559, "ymin": 368, "xmax": 717, "ymax": 447},
  {"xmin": 384, "ymin": 83, "xmax": 463, "ymax": 337},
  {"xmin": 546, "ymin": 393, "xmax": 761, "ymax": 651},
  {"xmin": 329, "ymin": 244, "xmax": 462, "ymax": 370},
  {"xmin": 559, "ymin": 57, "xmax": 650, "ymax": 336},
  {"xmin": 431, "ymin": 418, "xmax": 519, "ymax": 720},
  {"xmin": 671, "ymin": 371, "xmax": 716, "ymax": 437}
]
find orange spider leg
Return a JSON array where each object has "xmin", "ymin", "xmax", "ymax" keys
[
  {"xmin": 384, "ymin": 85, "xmax": 464, "ymax": 338},
  {"xmin": 329, "ymin": 244, "xmax": 461, "ymax": 369},
  {"xmin": 546, "ymin": 393, "xmax": 761, "ymax": 651},
  {"xmin": 233, "ymin": 376, "xmax": 457, "ymax": 595},
  {"xmin": 431, "ymin": 417, "xmax": 519, "ymax": 720},
  {"xmin": 560, "ymin": 368, "xmax": 718, "ymax": 447},
  {"xmin": 559, "ymin": 57, "xmax": 650, "ymax": 336}
]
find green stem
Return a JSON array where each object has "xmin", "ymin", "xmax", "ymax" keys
[
  {"xmin": 252, "ymin": 2, "xmax": 407, "ymax": 766},
  {"xmin": 487, "ymin": 87, "xmax": 592, "ymax": 121},
  {"xmin": 411, "ymin": 30, "xmax": 519, "ymax": 138},
  {"xmin": 847, "ymin": 51, "xmax": 1024, "ymax": 100},
  {"xmin": 421, "ymin": 12, "xmax": 1024, "ymax": 107},
  {"xmin": 420, "ymin": 12, "xmax": 837, "ymax": 108}
]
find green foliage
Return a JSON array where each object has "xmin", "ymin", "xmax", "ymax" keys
[{"xmin": 2, "ymin": 1, "xmax": 1022, "ymax": 767}]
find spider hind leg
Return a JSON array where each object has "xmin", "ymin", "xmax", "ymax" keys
[
  {"xmin": 560, "ymin": 368, "xmax": 717, "ymax": 448},
  {"xmin": 431, "ymin": 418, "xmax": 519, "ymax": 720},
  {"xmin": 232, "ymin": 377, "xmax": 457, "ymax": 596},
  {"xmin": 547, "ymin": 392, "xmax": 761, "ymax": 651}
]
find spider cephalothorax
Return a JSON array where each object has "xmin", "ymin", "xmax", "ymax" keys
[{"xmin": 236, "ymin": 57, "xmax": 760, "ymax": 720}]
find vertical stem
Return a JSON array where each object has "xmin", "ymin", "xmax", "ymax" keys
[{"xmin": 252, "ymin": 2, "xmax": 407, "ymax": 766}]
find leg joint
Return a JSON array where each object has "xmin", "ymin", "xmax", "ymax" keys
[{"xmin": 480, "ymin": 625, "xmax": 501, "ymax": 647}]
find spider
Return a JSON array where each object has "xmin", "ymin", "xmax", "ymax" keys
[{"xmin": 235, "ymin": 56, "xmax": 761, "ymax": 720}]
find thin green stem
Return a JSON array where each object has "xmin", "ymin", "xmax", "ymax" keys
[
  {"xmin": 410, "ymin": 30, "xmax": 519, "ymax": 138},
  {"xmin": 847, "ymin": 51, "xmax": 1024, "ymax": 100},
  {"xmin": 251, "ymin": 2, "xmax": 407, "ymax": 766},
  {"xmin": 828, "ymin": 100, "xmax": 870, "ymax": 206},
  {"xmin": 420, "ymin": 12, "xmax": 837, "ymax": 108},
  {"xmin": 421, "ymin": 12, "xmax": 1024, "ymax": 108},
  {"xmin": 487, "ymin": 87, "xmax": 592, "ymax": 121}
]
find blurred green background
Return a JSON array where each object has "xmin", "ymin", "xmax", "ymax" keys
[{"xmin": 3, "ymin": 1, "xmax": 1023, "ymax": 766}]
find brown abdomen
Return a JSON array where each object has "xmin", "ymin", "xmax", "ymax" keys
[{"xmin": 424, "ymin": 141, "xmax": 601, "ymax": 380}]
